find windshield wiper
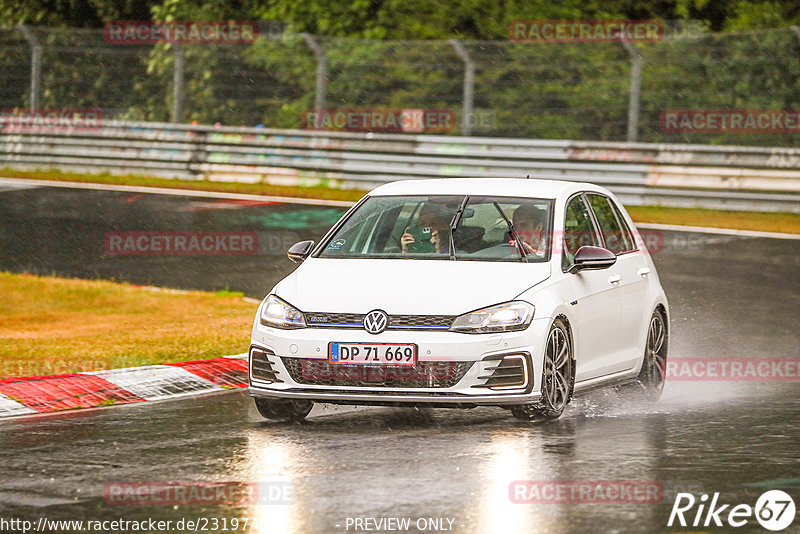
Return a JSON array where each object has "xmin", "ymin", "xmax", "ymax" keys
[
  {"xmin": 492, "ymin": 201, "xmax": 528, "ymax": 262},
  {"xmin": 449, "ymin": 196, "xmax": 470, "ymax": 260}
]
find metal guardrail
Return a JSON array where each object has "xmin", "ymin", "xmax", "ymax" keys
[{"xmin": 1, "ymin": 121, "xmax": 799, "ymax": 212}]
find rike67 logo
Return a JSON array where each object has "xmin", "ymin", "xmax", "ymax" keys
[{"xmin": 668, "ymin": 490, "xmax": 796, "ymax": 531}]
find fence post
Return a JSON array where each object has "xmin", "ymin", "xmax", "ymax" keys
[
  {"xmin": 302, "ymin": 34, "xmax": 327, "ymax": 112},
  {"xmin": 449, "ymin": 39, "xmax": 475, "ymax": 136},
  {"xmin": 621, "ymin": 40, "xmax": 642, "ymax": 143},
  {"xmin": 17, "ymin": 25, "xmax": 42, "ymax": 110},
  {"xmin": 172, "ymin": 44, "xmax": 185, "ymax": 123}
]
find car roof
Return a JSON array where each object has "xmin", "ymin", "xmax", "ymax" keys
[{"xmin": 368, "ymin": 178, "xmax": 610, "ymax": 199}]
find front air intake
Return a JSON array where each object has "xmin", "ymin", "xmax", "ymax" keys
[
  {"xmin": 250, "ymin": 347, "xmax": 282, "ymax": 383},
  {"xmin": 473, "ymin": 353, "xmax": 530, "ymax": 391}
]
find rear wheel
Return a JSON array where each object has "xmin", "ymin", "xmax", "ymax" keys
[
  {"xmin": 625, "ymin": 310, "xmax": 668, "ymax": 400},
  {"xmin": 511, "ymin": 318, "xmax": 573, "ymax": 422},
  {"xmin": 254, "ymin": 398, "xmax": 314, "ymax": 422}
]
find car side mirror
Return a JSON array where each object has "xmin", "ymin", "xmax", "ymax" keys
[
  {"xmin": 287, "ymin": 240, "xmax": 315, "ymax": 263},
  {"xmin": 568, "ymin": 245, "xmax": 617, "ymax": 274}
]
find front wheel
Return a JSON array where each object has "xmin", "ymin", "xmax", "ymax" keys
[
  {"xmin": 511, "ymin": 318, "xmax": 574, "ymax": 422},
  {"xmin": 254, "ymin": 398, "xmax": 314, "ymax": 422}
]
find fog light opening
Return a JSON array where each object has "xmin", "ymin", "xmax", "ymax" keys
[
  {"xmin": 250, "ymin": 347, "xmax": 282, "ymax": 384},
  {"xmin": 476, "ymin": 353, "xmax": 529, "ymax": 391}
]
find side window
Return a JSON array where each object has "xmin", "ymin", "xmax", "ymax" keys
[
  {"xmin": 586, "ymin": 194, "xmax": 630, "ymax": 254},
  {"xmin": 563, "ymin": 195, "xmax": 600, "ymax": 270},
  {"xmin": 608, "ymin": 199, "xmax": 636, "ymax": 252}
]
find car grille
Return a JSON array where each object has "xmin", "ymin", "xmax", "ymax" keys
[
  {"xmin": 281, "ymin": 358, "xmax": 473, "ymax": 388},
  {"xmin": 303, "ymin": 312, "xmax": 454, "ymax": 330}
]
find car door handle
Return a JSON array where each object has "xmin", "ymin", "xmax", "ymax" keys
[
  {"xmin": 608, "ymin": 274, "xmax": 622, "ymax": 284},
  {"xmin": 637, "ymin": 267, "xmax": 651, "ymax": 277}
]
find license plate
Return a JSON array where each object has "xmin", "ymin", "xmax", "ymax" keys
[{"xmin": 328, "ymin": 342, "xmax": 417, "ymax": 365}]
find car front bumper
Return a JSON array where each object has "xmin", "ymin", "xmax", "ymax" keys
[{"xmin": 248, "ymin": 318, "xmax": 551, "ymax": 407}]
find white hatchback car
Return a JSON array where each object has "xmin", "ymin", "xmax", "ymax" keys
[{"xmin": 249, "ymin": 179, "xmax": 669, "ymax": 422}]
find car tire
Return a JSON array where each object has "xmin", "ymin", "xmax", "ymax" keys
[
  {"xmin": 254, "ymin": 398, "xmax": 314, "ymax": 422},
  {"xmin": 634, "ymin": 309, "xmax": 668, "ymax": 400},
  {"xmin": 511, "ymin": 318, "xmax": 574, "ymax": 422}
]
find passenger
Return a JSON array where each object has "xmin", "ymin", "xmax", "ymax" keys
[
  {"xmin": 510, "ymin": 205, "xmax": 547, "ymax": 255},
  {"xmin": 401, "ymin": 204, "xmax": 451, "ymax": 254}
]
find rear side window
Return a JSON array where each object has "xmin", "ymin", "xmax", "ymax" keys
[
  {"xmin": 562, "ymin": 195, "xmax": 600, "ymax": 270},
  {"xmin": 586, "ymin": 194, "xmax": 634, "ymax": 254}
]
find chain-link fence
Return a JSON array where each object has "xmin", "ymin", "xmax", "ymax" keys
[{"xmin": 1, "ymin": 25, "xmax": 799, "ymax": 146}]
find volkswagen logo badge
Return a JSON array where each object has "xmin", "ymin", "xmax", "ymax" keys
[{"xmin": 363, "ymin": 310, "xmax": 388, "ymax": 334}]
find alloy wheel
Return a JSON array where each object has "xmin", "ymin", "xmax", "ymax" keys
[
  {"xmin": 511, "ymin": 318, "xmax": 573, "ymax": 422},
  {"xmin": 631, "ymin": 311, "xmax": 668, "ymax": 400}
]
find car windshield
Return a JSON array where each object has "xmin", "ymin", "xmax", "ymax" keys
[{"xmin": 317, "ymin": 195, "xmax": 554, "ymax": 262}]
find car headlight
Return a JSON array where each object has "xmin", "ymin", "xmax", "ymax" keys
[
  {"xmin": 450, "ymin": 301, "xmax": 534, "ymax": 334},
  {"xmin": 260, "ymin": 295, "xmax": 306, "ymax": 329}
]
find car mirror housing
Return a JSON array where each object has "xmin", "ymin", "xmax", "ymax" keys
[
  {"xmin": 287, "ymin": 240, "xmax": 315, "ymax": 263},
  {"xmin": 568, "ymin": 245, "xmax": 617, "ymax": 274}
]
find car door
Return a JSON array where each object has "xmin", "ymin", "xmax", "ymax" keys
[
  {"xmin": 562, "ymin": 194, "xmax": 624, "ymax": 382},
  {"xmin": 586, "ymin": 193, "xmax": 650, "ymax": 370}
]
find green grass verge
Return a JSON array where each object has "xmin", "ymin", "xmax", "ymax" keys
[
  {"xmin": 2, "ymin": 168, "xmax": 798, "ymax": 234},
  {"xmin": 626, "ymin": 206, "xmax": 799, "ymax": 234},
  {"xmin": 0, "ymin": 272, "xmax": 256, "ymax": 378}
]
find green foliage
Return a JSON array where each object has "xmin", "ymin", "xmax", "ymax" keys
[
  {"xmin": 0, "ymin": 0, "xmax": 798, "ymax": 144},
  {"xmin": 4, "ymin": 0, "xmax": 799, "ymax": 35},
  {"xmin": 0, "ymin": 0, "xmax": 157, "ymax": 28},
  {"xmin": 724, "ymin": 1, "xmax": 800, "ymax": 31}
]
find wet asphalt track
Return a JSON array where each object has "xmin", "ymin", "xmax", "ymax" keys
[{"xmin": 0, "ymin": 181, "xmax": 798, "ymax": 533}]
